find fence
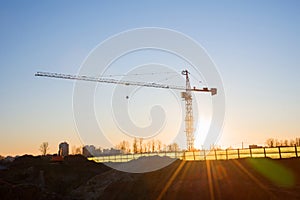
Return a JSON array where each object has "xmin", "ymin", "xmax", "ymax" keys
[{"xmin": 89, "ymin": 146, "xmax": 300, "ymax": 163}]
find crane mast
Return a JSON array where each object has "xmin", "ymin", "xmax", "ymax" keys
[
  {"xmin": 181, "ymin": 70, "xmax": 194, "ymax": 150},
  {"xmin": 35, "ymin": 70, "xmax": 217, "ymax": 151}
]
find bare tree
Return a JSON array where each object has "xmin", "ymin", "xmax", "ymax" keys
[
  {"xmin": 147, "ymin": 141, "xmax": 152, "ymax": 152},
  {"xmin": 143, "ymin": 143, "xmax": 147, "ymax": 153},
  {"xmin": 289, "ymin": 139, "xmax": 295, "ymax": 146},
  {"xmin": 210, "ymin": 144, "xmax": 221, "ymax": 150},
  {"xmin": 275, "ymin": 139, "xmax": 280, "ymax": 147},
  {"xmin": 167, "ymin": 142, "xmax": 180, "ymax": 152},
  {"xmin": 163, "ymin": 144, "xmax": 167, "ymax": 152},
  {"xmin": 139, "ymin": 138, "xmax": 143, "ymax": 153},
  {"xmin": 75, "ymin": 147, "xmax": 82, "ymax": 154},
  {"xmin": 283, "ymin": 139, "xmax": 289, "ymax": 146},
  {"xmin": 133, "ymin": 138, "xmax": 138, "ymax": 153},
  {"xmin": 266, "ymin": 138, "xmax": 275, "ymax": 147},
  {"xmin": 116, "ymin": 140, "xmax": 130, "ymax": 153},
  {"xmin": 72, "ymin": 145, "xmax": 77, "ymax": 155},
  {"xmin": 72, "ymin": 145, "xmax": 82, "ymax": 155},
  {"xmin": 39, "ymin": 142, "xmax": 49, "ymax": 156},
  {"xmin": 157, "ymin": 140, "xmax": 162, "ymax": 152},
  {"xmin": 151, "ymin": 139, "xmax": 156, "ymax": 152},
  {"xmin": 172, "ymin": 143, "xmax": 179, "ymax": 151},
  {"xmin": 296, "ymin": 138, "xmax": 300, "ymax": 146}
]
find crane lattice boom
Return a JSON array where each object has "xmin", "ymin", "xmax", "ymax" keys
[{"xmin": 35, "ymin": 71, "xmax": 217, "ymax": 95}]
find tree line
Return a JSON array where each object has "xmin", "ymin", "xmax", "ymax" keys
[
  {"xmin": 116, "ymin": 138, "xmax": 180, "ymax": 154},
  {"xmin": 265, "ymin": 137, "xmax": 300, "ymax": 147}
]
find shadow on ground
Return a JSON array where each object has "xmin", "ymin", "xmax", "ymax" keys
[{"xmin": 0, "ymin": 155, "xmax": 300, "ymax": 200}]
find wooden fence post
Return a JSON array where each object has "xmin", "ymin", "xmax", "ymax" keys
[
  {"xmin": 250, "ymin": 148, "xmax": 252, "ymax": 158},
  {"xmin": 295, "ymin": 145, "xmax": 298, "ymax": 158},
  {"xmin": 193, "ymin": 151, "xmax": 195, "ymax": 161},
  {"xmin": 204, "ymin": 150, "xmax": 206, "ymax": 161},
  {"xmin": 237, "ymin": 149, "xmax": 240, "ymax": 159},
  {"xmin": 226, "ymin": 149, "xmax": 228, "ymax": 160},
  {"xmin": 214, "ymin": 150, "xmax": 217, "ymax": 160},
  {"xmin": 278, "ymin": 146, "xmax": 282, "ymax": 159},
  {"xmin": 264, "ymin": 147, "xmax": 266, "ymax": 158}
]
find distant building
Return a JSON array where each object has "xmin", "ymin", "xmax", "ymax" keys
[
  {"xmin": 102, "ymin": 148, "xmax": 121, "ymax": 155},
  {"xmin": 82, "ymin": 145, "xmax": 96, "ymax": 157},
  {"xmin": 82, "ymin": 145, "xmax": 121, "ymax": 157},
  {"xmin": 249, "ymin": 144, "xmax": 262, "ymax": 149},
  {"xmin": 58, "ymin": 142, "xmax": 69, "ymax": 156}
]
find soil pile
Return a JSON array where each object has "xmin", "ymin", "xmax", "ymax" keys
[{"xmin": 0, "ymin": 155, "xmax": 300, "ymax": 200}]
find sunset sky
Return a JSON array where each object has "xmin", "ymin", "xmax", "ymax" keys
[{"xmin": 0, "ymin": 1, "xmax": 299, "ymax": 156}]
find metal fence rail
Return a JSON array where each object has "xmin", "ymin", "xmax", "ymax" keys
[{"xmin": 89, "ymin": 146, "xmax": 300, "ymax": 163}]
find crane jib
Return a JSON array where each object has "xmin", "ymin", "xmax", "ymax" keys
[{"xmin": 35, "ymin": 71, "xmax": 217, "ymax": 95}]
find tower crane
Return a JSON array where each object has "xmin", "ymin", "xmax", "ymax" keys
[{"xmin": 35, "ymin": 70, "xmax": 217, "ymax": 150}]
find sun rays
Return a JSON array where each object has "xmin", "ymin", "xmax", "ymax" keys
[{"xmin": 153, "ymin": 158, "xmax": 297, "ymax": 199}]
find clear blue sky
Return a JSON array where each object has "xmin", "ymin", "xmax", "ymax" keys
[{"xmin": 0, "ymin": 1, "xmax": 299, "ymax": 155}]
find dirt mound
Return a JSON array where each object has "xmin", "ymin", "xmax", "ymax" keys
[
  {"xmin": 0, "ymin": 155, "xmax": 110, "ymax": 199},
  {"xmin": 70, "ymin": 169, "xmax": 139, "ymax": 200},
  {"xmin": 1, "ymin": 156, "xmax": 300, "ymax": 200}
]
